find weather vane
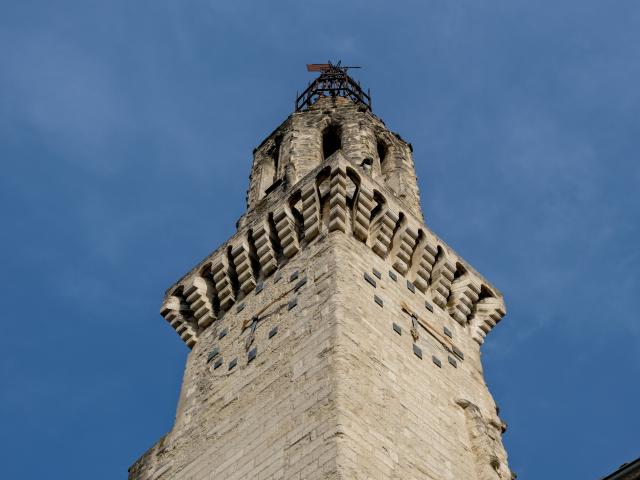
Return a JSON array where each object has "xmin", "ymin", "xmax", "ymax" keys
[
  {"xmin": 295, "ymin": 60, "xmax": 370, "ymax": 112},
  {"xmin": 305, "ymin": 60, "xmax": 362, "ymax": 74}
]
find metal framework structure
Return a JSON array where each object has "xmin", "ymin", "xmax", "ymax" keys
[{"xmin": 295, "ymin": 61, "xmax": 371, "ymax": 112}]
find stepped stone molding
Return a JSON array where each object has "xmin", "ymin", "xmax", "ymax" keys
[
  {"xmin": 182, "ymin": 276, "xmax": 216, "ymax": 329},
  {"xmin": 352, "ymin": 183, "xmax": 374, "ymax": 242},
  {"xmin": 370, "ymin": 207, "xmax": 400, "ymax": 259},
  {"xmin": 391, "ymin": 224, "xmax": 419, "ymax": 275},
  {"xmin": 163, "ymin": 155, "xmax": 505, "ymax": 349},
  {"xmin": 448, "ymin": 273, "xmax": 482, "ymax": 326},
  {"xmin": 231, "ymin": 239, "xmax": 257, "ymax": 295},
  {"xmin": 211, "ymin": 256, "xmax": 235, "ymax": 312},
  {"xmin": 160, "ymin": 296, "xmax": 198, "ymax": 348},
  {"xmin": 301, "ymin": 183, "xmax": 321, "ymax": 242},
  {"xmin": 471, "ymin": 297, "xmax": 507, "ymax": 345},
  {"xmin": 328, "ymin": 167, "xmax": 348, "ymax": 232},
  {"xmin": 430, "ymin": 255, "xmax": 457, "ymax": 310},
  {"xmin": 252, "ymin": 218, "xmax": 278, "ymax": 277},
  {"xmin": 273, "ymin": 204, "xmax": 300, "ymax": 259},
  {"xmin": 409, "ymin": 235, "xmax": 438, "ymax": 294}
]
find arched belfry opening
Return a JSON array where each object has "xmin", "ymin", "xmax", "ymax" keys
[
  {"xmin": 270, "ymin": 134, "xmax": 283, "ymax": 181},
  {"xmin": 377, "ymin": 138, "xmax": 392, "ymax": 177},
  {"xmin": 377, "ymin": 140, "xmax": 387, "ymax": 166},
  {"xmin": 257, "ymin": 134, "xmax": 283, "ymax": 200},
  {"xmin": 322, "ymin": 124, "xmax": 341, "ymax": 160}
]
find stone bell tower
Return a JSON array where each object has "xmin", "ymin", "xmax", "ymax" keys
[{"xmin": 129, "ymin": 63, "xmax": 512, "ymax": 480}]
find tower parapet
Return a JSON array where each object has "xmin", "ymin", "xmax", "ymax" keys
[{"xmin": 164, "ymin": 152, "xmax": 505, "ymax": 350}]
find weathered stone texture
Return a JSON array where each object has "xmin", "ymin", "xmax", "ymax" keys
[
  {"xmin": 247, "ymin": 97, "xmax": 423, "ymax": 222},
  {"xmin": 130, "ymin": 95, "xmax": 511, "ymax": 479},
  {"xmin": 131, "ymin": 239, "xmax": 341, "ymax": 480},
  {"xmin": 331, "ymin": 233, "xmax": 510, "ymax": 479}
]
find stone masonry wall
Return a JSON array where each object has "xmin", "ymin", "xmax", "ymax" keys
[
  {"xmin": 130, "ymin": 238, "xmax": 343, "ymax": 479},
  {"xmin": 131, "ymin": 230, "xmax": 511, "ymax": 480},
  {"xmin": 332, "ymin": 232, "xmax": 511, "ymax": 479}
]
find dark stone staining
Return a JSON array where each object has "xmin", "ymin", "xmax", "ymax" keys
[
  {"xmin": 260, "ymin": 134, "xmax": 282, "ymax": 199},
  {"xmin": 288, "ymin": 191, "xmax": 305, "ymax": 240},
  {"xmin": 264, "ymin": 178, "xmax": 282, "ymax": 196},
  {"xmin": 219, "ymin": 328, "xmax": 228, "ymax": 340},
  {"xmin": 294, "ymin": 277, "xmax": 307, "ymax": 291},
  {"xmin": 393, "ymin": 323, "xmax": 402, "ymax": 335},
  {"xmin": 288, "ymin": 297, "xmax": 298, "ymax": 310},
  {"xmin": 207, "ymin": 347, "xmax": 220, "ymax": 363},
  {"xmin": 425, "ymin": 301, "xmax": 434, "ymax": 313},
  {"xmin": 268, "ymin": 326, "xmax": 278, "ymax": 338},
  {"xmin": 413, "ymin": 344, "xmax": 422, "ymax": 359},
  {"xmin": 406, "ymin": 280, "xmax": 415, "ymax": 294},
  {"xmin": 372, "ymin": 268, "xmax": 382, "ymax": 279},
  {"xmin": 374, "ymin": 295, "xmax": 384, "ymax": 307},
  {"xmin": 443, "ymin": 326, "xmax": 453, "ymax": 338},
  {"xmin": 448, "ymin": 356, "xmax": 457, "ymax": 368},
  {"xmin": 432, "ymin": 356, "xmax": 442, "ymax": 368},
  {"xmin": 377, "ymin": 140, "xmax": 389, "ymax": 174},
  {"xmin": 225, "ymin": 245, "xmax": 241, "ymax": 298},
  {"xmin": 453, "ymin": 346, "xmax": 464, "ymax": 361},
  {"xmin": 389, "ymin": 271, "xmax": 397, "ymax": 281},
  {"xmin": 364, "ymin": 272, "xmax": 377, "ymax": 288},
  {"xmin": 248, "ymin": 347, "xmax": 257, "ymax": 363},
  {"xmin": 228, "ymin": 358, "xmax": 237, "ymax": 370}
]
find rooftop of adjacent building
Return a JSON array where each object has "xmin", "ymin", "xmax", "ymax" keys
[{"xmin": 600, "ymin": 456, "xmax": 640, "ymax": 480}]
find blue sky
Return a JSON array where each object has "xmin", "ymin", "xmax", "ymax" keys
[{"xmin": 1, "ymin": 1, "xmax": 639, "ymax": 478}]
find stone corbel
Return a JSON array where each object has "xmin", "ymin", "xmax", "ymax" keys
[
  {"xmin": 182, "ymin": 276, "xmax": 216, "ymax": 329},
  {"xmin": 211, "ymin": 255, "xmax": 236, "ymax": 312},
  {"xmin": 160, "ymin": 296, "xmax": 198, "ymax": 348},
  {"xmin": 448, "ymin": 273, "xmax": 482, "ymax": 325},
  {"xmin": 273, "ymin": 204, "xmax": 300, "ymax": 258},
  {"xmin": 231, "ymin": 239, "xmax": 257, "ymax": 295},
  {"xmin": 470, "ymin": 297, "xmax": 506, "ymax": 345}
]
